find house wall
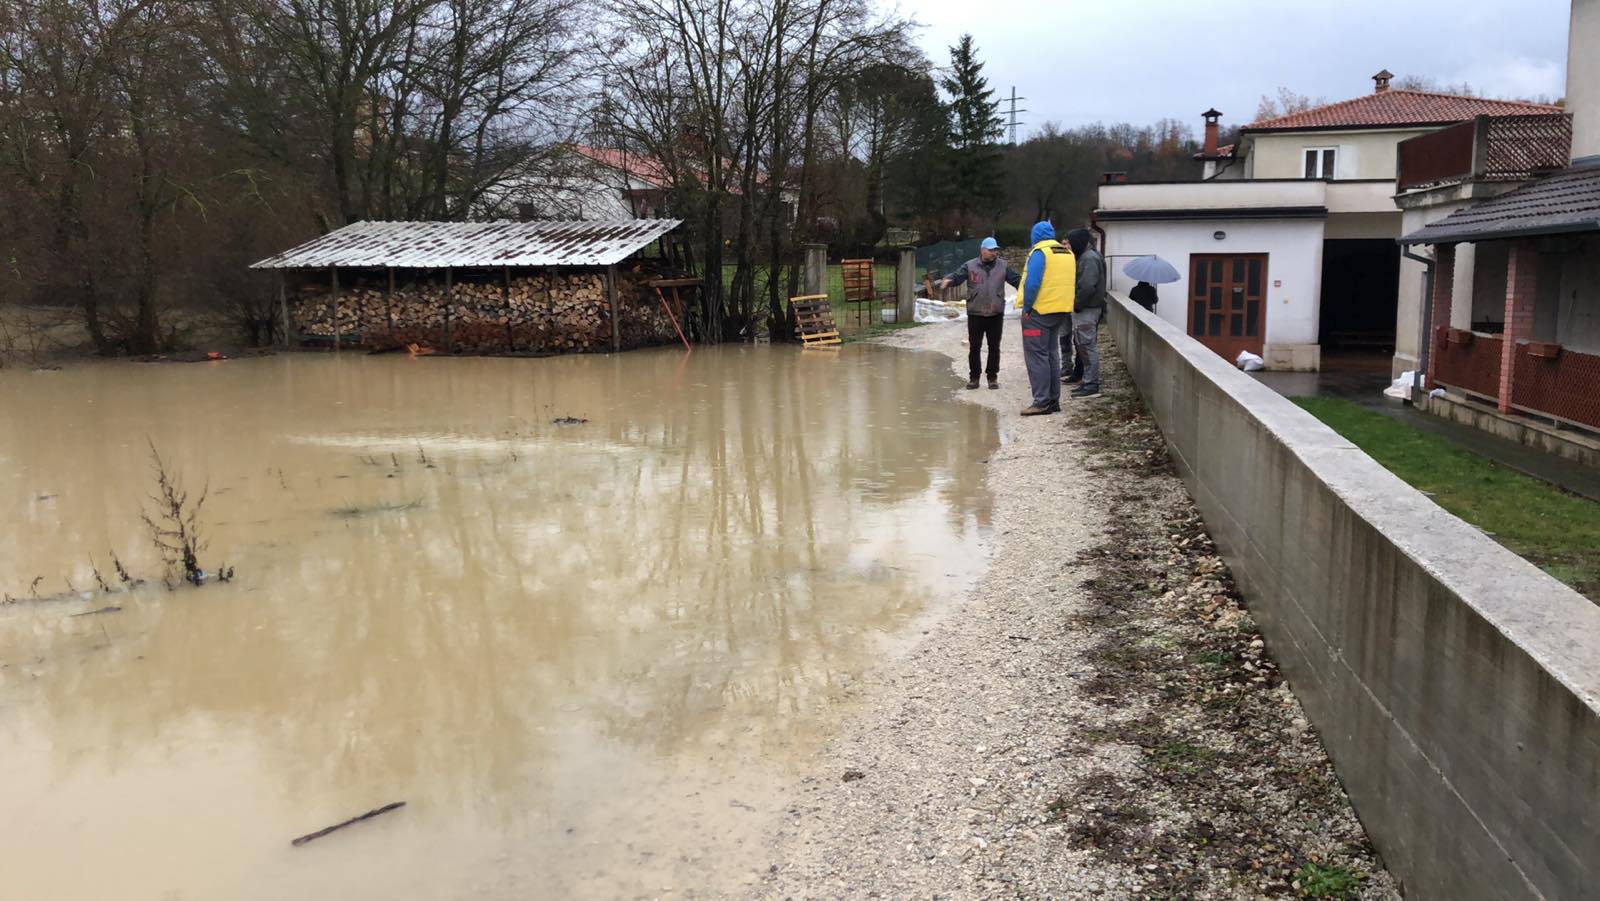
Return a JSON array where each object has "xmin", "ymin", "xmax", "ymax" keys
[
  {"xmin": 1391, "ymin": 180, "xmax": 1538, "ymax": 375},
  {"xmin": 1571, "ymin": 0, "xmax": 1600, "ymax": 161},
  {"xmin": 1556, "ymin": 236, "xmax": 1600, "ymax": 352},
  {"xmin": 1247, "ymin": 128, "xmax": 1433, "ymax": 180},
  {"xmin": 1106, "ymin": 294, "xmax": 1600, "ymax": 901},
  {"xmin": 1323, "ymin": 211, "xmax": 1401, "ymax": 239},
  {"xmin": 1323, "ymin": 180, "xmax": 1401, "ymax": 215},
  {"xmin": 1394, "ymin": 206, "xmax": 1479, "ymax": 377},
  {"xmin": 1098, "ymin": 179, "xmax": 1325, "ymax": 210},
  {"xmin": 1470, "ymin": 242, "xmax": 1510, "ymax": 326},
  {"xmin": 1101, "ymin": 217, "xmax": 1326, "ymax": 368}
]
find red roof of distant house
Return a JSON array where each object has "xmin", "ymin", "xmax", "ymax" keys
[
  {"xmin": 567, "ymin": 144, "xmax": 788, "ymax": 194},
  {"xmin": 569, "ymin": 145, "xmax": 672, "ymax": 188},
  {"xmin": 1245, "ymin": 90, "xmax": 1562, "ymax": 132}
]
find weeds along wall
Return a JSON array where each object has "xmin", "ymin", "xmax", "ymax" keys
[
  {"xmin": 287, "ymin": 267, "xmax": 680, "ymax": 353},
  {"xmin": 1106, "ymin": 293, "xmax": 1600, "ymax": 900}
]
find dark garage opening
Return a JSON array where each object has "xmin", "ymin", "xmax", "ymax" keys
[{"xmin": 1319, "ymin": 239, "xmax": 1400, "ymax": 367}]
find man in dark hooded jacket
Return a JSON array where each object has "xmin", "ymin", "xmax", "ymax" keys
[{"xmin": 1065, "ymin": 228, "xmax": 1105, "ymax": 398}]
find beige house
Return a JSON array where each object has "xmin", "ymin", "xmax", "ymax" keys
[{"xmin": 1098, "ymin": 76, "xmax": 1560, "ymax": 370}]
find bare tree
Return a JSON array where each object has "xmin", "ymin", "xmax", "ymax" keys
[{"xmin": 1255, "ymin": 87, "xmax": 1324, "ymax": 122}]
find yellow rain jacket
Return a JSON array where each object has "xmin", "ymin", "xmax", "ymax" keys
[{"xmin": 1017, "ymin": 238, "xmax": 1076, "ymax": 315}]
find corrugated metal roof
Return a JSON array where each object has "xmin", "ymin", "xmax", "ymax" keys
[
  {"xmin": 250, "ymin": 218, "xmax": 682, "ymax": 269},
  {"xmin": 1400, "ymin": 166, "xmax": 1600, "ymax": 245}
]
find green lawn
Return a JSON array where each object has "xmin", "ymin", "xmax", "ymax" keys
[
  {"xmin": 721, "ymin": 262, "xmax": 903, "ymax": 333},
  {"xmin": 1292, "ymin": 397, "xmax": 1600, "ymax": 602}
]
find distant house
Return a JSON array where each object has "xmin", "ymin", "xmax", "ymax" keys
[
  {"xmin": 1397, "ymin": 0, "xmax": 1600, "ymax": 458},
  {"xmin": 485, "ymin": 145, "xmax": 797, "ymax": 231},
  {"xmin": 1096, "ymin": 73, "xmax": 1560, "ymax": 370},
  {"xmin": 479, "ymin": 145, "xmax": 672, "ymax": 221}
]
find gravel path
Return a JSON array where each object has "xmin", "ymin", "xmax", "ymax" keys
[{"xmin": 758, "ymin": 321, "xmax": 1398, "ymax": 900}]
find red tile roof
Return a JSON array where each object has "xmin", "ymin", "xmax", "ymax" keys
[{"xmin": 1246, "ymin": 90, "xmax": 1562, "ymax": 132}]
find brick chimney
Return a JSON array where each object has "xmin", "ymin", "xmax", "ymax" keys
[
  {"xmin": 1202, "ymin": 108, "xmax": 1222, "ymax": 156},
  {"xmin": 1373, "ymin": 69, "xmax": 1394, "ymax": 93}
]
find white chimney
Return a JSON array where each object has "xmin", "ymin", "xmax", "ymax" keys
[{"xmin": 1570, "ymin": 0, "xmax": 1599, "ymax": 162}]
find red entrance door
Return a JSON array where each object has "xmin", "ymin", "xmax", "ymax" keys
[{"xmin": 1188, "ymin": 254, "xmax": 1267, "ymax": 362}]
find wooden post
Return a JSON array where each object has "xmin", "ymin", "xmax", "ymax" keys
[
  {"xmin": 276, "ymin": 271, "xmax": 291, "ymax": 348},
  {"xmin": 385, "ymin": 268, "xmax": 396, "ymax": 339},
  {"xmin": 503, "ymin": 267, "xmax": 514, "ymax": 352},
  {"xmin": 606, "ymin": 264, "xmax": 620, "ymax": 353},
  {"xmin": 803, "ymin": 243, "xmax": 827, "ymax": 296},
  {"xmin": 330, "ymin": 267, "xmax": 340, "ymax": 352},
  {"xmin": 896, "ymin": 246, "xmax": 916, "ymax": 324},
  {"xmin": 444, "ymin": 266, "xmax": 453, "ymax": 352}
]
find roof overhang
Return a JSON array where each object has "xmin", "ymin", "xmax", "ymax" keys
[
  {"xmin": 1400, "ymin": 219, "xmax": 1600, "ymax": 245},
  {"xmin": 1093, "ymin": 206, "xmax": 1327, "ymax": 222},
  {"xmin": 1241, "ymin": 122, "xmax": 1447, "ymax": 135}
]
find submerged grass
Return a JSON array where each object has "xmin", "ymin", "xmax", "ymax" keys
[{"xmin": 1292, "ymin": 396, "xmax": 1600, "ymax": 602}]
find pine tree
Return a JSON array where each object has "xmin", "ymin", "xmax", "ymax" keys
[{"xmin": 940, "ymin": 34, "xmax": 1004, "ymax": 234}]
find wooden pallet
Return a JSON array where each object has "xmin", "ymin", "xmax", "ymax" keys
[{"xmin": 790, "ymin": 294, "xmax": 841, "ymax": 347}]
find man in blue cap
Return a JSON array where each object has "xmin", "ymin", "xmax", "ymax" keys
[{"xmin": 935, "ymin": 236, "xmax": 1020, "ymax": 390}]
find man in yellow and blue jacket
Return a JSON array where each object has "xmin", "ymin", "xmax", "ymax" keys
[{"xmin": 1016, "ymin": 220, "xmax": 1076, "ymax": 415}]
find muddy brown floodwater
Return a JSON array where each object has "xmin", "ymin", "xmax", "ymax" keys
[{"xmin": 0, "ymin": 345, "xmax": 999, "ymax": 900}]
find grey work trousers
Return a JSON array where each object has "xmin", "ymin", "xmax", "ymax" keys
[
  {"xmin": 1072, "ymin": 306, "xmax": 1104, "ymax": 388},
  {"xmin": 1021, "ymin": 310, "xmax": 1069, "ymax": 408}
]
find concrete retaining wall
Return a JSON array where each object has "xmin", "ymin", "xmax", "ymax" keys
[{"xmin": 1106, "ymin": 294, "xmax": 1600, "ymax": 899}]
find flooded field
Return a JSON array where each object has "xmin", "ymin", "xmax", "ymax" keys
[{"xmin": 0, "ymin": 345, "xmax": 998, "ymax": 899}]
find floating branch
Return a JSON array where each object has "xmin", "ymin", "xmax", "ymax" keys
[{"xmin": 290, "ymin": 801, "xmax": 407, "ymax": 847}]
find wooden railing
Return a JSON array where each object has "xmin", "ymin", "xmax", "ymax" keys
[
  {"xmin": 1398, "ymin": 120, "xmax": 1477, "ymax": 190},
  {"xmin": 1398, "ymin": 114, "xmax": 1571, "ymax": 191}
]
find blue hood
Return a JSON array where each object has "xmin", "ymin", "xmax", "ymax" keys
[{"xmin": 1030, "ymin": 221, "xmax": 1056, "ymax": 244}]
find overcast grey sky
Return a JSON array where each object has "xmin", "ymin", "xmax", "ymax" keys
[{"xmin": 903, "ymin": 0, "xmax": 1571, "ymax": 138}]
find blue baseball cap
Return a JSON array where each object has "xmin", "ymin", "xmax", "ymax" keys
[{"xmin": 980, "ymin": 237, "xmax": 999, "ymax": 250}]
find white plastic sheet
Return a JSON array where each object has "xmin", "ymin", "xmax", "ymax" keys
[{"xmin": 1235, "ymin": 351, "xmax": 1265, "ymax": 372}]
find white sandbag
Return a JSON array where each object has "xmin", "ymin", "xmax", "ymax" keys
[
  {"xmin": 1383, "ymin": 370, "xmax": 1424, "ymax": 400},
  {"xmin": 1235, "ymin": 351, "xmax": 1265, "ymax": 372},
  {"xmin": 914, "ymin": 299, "xmax": 965, "ymax": 323}
]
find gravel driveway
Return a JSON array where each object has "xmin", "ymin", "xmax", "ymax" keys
[{"xmin": 758, "ymin": 321, "xmax": 1398, "ymax": 900}]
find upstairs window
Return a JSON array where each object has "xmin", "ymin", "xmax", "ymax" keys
[{"xmin": 1304, "ymin": 147, "xmax": 1337, "ymax": 179}]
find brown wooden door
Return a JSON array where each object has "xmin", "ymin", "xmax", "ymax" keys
[{"xmin": 1188, "ymin": 254, "xmax": 1267, "ymax": 361}]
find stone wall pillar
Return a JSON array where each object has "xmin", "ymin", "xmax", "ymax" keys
[
  {"xmin": 803, "ymin": 244, "xmax": 827, "ymax": 297},
  {"xmin": 896, "ymin": 247, "xmax": 916, "ymax": 323},
  {"xmin": 1499, "ymin": 239, "xmax": 1539, "ymax": 412},
  {"xmin": 1426, "ymin": 243, "xmax": 1456, "ymax": 390}
]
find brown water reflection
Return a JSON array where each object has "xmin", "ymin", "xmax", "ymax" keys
[{"xmin": 0, "ymin": 344, "xmax": 996, "ymax": 899}]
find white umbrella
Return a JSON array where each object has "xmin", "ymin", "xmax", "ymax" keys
[{"xmin": 1122, "ymin": 255, "xmax": 1181, "ymax": 284}]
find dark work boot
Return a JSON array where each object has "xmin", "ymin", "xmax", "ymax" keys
[
  {"xmin": 966, "ymin": 377, "xmax": 980, "ymax": 390},
  {"xmin": 987, "ymin": 375, "xmax": 999, "ymax": 390}
]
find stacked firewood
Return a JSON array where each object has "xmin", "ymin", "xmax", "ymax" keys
[{"xmin": 290, "ymin": 270, "xmax": 679, "ymax": 353}]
